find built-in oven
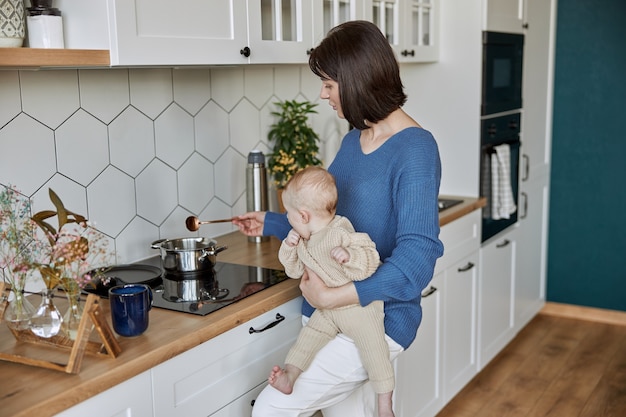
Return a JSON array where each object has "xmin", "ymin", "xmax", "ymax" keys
[
  {"xmin": 480, "ymin": 112, "xmax": 520, "ymax": 242},
  {"xmin": 482, "ymin": 31, "xmax": 524, "ymax": 116}
]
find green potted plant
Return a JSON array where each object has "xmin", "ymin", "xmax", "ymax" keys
[{"xmin": 267, "ymin": 99, "xmax": 323, "ymax": 187}]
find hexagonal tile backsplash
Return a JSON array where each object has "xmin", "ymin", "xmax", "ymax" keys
[{"xmin": 0, "ymin": 66, "xmax": 344, "ymax": 264}]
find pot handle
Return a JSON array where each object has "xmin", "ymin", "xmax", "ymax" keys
[
  {"xmin": 151, "ymin": 239, "xmax": 166, "ymax": 249},
  {"xmin": 199, "ymin": 245, "xmax": 228, "ymax": 259},
  {"xmin": 211, "ymin": 245, "xmax": 228, "ymax": 255}
]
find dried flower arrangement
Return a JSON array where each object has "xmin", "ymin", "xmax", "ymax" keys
[
  {"xmin": 1, "ymin": 185, "xmax": 113, "ymax": 337},
  {"xmin": 29, "ymin": 188, "xmax": 113, "ymax": 292}
]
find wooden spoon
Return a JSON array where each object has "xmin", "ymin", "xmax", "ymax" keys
[{"xmin": 185, "ymin": 216, "xmax": 234, "ymax": 232}]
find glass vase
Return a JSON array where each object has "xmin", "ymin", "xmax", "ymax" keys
[
  {"xmin": 62, "ymin": 291, "xmax": 84, "ymax": 340},
  {"xmin": 29, "ymin": 288, "xmax": 63, "ymax": 338},
  {"xmin": 3, "ymin": 288, "xmax": 36, "ymax": 331}
]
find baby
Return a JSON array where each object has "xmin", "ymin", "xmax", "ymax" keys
[{"xmin": 270, "ymin": 166, "xmax": 395, "ymax": 417}]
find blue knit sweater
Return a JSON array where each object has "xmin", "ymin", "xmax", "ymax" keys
[{"xmin": 264, "ymin": 127, "xmax": 444, "ymax": 349}]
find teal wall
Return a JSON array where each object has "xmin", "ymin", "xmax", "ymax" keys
[{"xmin": 548, "ymin": 0, "xmax": 626, "ymax": 310}]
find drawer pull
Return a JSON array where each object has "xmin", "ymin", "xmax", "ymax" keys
[
  {"xmin": 457, "ymin": 262, "xmax": 475, "ymax": 272},
  {"xmin": 421, "ymin": 286, "xmax": 437, "ymax": 298},
  {"xmin": 249, "ymin": 313, "xmax": 285, "ymax": 334},
  {"xmin": 496, "ymin": 239, "xmax": 511, "ymax": 248}
]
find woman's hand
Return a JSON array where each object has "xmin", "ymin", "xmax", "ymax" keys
[
  {"xmin": 300, "ymin": 267, "xmax": 359, "ymax": 310},
  {"xmin": 232, "ymin": 211, "xmax": 266, "ymax": 236}
]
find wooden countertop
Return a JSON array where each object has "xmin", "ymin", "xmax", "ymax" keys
[{"xmin": 0, "ymin": 196, "xmax": 484, "ymax": 417}]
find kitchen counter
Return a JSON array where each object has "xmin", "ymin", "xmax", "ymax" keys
[{"xmin": 0, "ymin": 196, "xmax": 484, "ymax": 417}]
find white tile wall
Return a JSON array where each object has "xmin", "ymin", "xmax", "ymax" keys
[{"xmin": 0, "ymin": 66, "xmax": 345, "ymax": 264}]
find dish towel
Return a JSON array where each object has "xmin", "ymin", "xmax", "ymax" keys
[
  {"xmin": 481, "ymin": 152, "xmax": 492, "ymax": 220},
  {"xmin": 490, "ymin": 144, "xmax": 517, "ymax": 220}
]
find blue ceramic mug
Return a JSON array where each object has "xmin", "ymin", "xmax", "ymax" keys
[{"xmin": 109, "ymin": 284, "xmax": 152, "ymax": 337}]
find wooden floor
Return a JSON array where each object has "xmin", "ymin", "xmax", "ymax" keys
[{"xmin": 436, "ymin": 313, "xmax": 626, "ymax": 417}]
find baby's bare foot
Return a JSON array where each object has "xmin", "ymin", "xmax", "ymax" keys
[{"xmin": 268, "ymin": 365, "xmax": 295, "ymax": 394}]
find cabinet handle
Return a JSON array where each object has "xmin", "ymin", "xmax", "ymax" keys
[
  {"xmin": 401, "ymin": 49, "xmax": 415, "ymax": 57},
  {"xmin": 249, "ymin": 313, "xmax": 285, "ymax": 334},
  {"xmin": 421, "ymin": 286, "xmax": 437, "ymax": 298},
  {"xmin": 522, "ymin": 154, "xmax": 530, "ymax": 182},
  {"xmin": 240, "ymin": 46, "xmax": 251, "ymax": 58},
  {"xmin": 457, "ymin": 262, "xmax": 475, "ymax": 272},
  {"xmin": 496, "ymin": 239, "xmax": 511, "ymax": 248},
  {"xmin": 520, "ymin": 191, "xmax": 528, "ymax": 219},
  {"xmin": 306, "ymin": 48, "xmax": 315, "ymax": 55}
]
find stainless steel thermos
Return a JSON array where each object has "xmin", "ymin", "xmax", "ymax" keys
[{"xmin": 246, "ymin": 150, "xmax": 269, "ymax": 243}]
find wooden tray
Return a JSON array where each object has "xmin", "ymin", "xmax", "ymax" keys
[{"xmin": 0, "ymin": 282, "xmax": 121, "ymax": 374}]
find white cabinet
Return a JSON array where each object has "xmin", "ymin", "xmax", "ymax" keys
[
  {"xmin": 247, "ymin": 0, "xmax": 315, "ymax": 64},
  {"xmin": 514, "ymin": 0, "xmax": 555, "ymax": 332},
  {"xmin": 515, "ymin": 175, "xmax": 547, "ymax": 331},
  {"xmin": 395, "ymin": 209, "xmax": 481, "ymax": 417},
  {"xmin": 484, "ymin": 0, "xmax": 526, "ymax": 34},
  {"xmin": 54, "ymin": 298, "xmax": 302, "ymax": 417},
  {"xmin": 442, "ymin": 252, "xmax": 479, "ymax": 402},
  {"xmin": 54, "ymin": 370, "xmax": 154, "ymax": 417},
  {"xmin": 521, "ymin": 0, "xmax": 554, "ymax": 176},
  {"xmin": 151, "ymin": 297, "xmax": 303, "ymax": 417},
  {"xmin": 104, "ymin": 0, "xmax": 315, "ymax": 66},
  {"xmin": 366, "ymin": 0, "xmax": 439, "ymax": 63},
  {"xmin": 313, "ymin": 0, "xmax": 366, "ymax": 44},
  {"xmin": 395, "ymin": 273, "xmax": 443, "ymax": 417},
  {"xmin": 478, "ymin": 227, "xmax": 517, "ymax": 369}
]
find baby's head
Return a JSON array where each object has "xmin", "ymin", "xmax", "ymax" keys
[{"xmin": 282, "ymin": 166, "xmax": 337, "ymax": 222}]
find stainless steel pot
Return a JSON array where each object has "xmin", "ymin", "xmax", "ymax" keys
[{"xmin": 150, "ymin": 237, "xmax": 228, "ymax": 275}]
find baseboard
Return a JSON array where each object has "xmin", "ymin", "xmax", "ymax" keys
[{"xmin": 540, "ymin": 302, "xmax": 626, "ymax": 327}]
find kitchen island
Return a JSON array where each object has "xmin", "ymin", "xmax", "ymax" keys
[{"xmin": 0, "ymin": 196, "xmax": 484, "ymax": 417}]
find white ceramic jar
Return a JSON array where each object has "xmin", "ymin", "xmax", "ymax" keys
[{"xmin": 26, "ymin": 0, "xmax": 64, "ymax": 48}]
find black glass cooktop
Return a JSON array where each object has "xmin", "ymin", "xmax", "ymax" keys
[{"xmin": 150, "ymin": 262, "xmax": 288, "ymax": 316}]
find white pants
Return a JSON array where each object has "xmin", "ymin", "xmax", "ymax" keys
[{"xmin": 251, "ymin": 318, "xmax": 404, "ymax": 417}]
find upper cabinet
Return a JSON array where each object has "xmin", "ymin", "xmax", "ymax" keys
[
  {"xmin": 109, "ymin": 0, "xmax": 314, "ymax": 65},
  {"xmin": 2, "ymin": 0, "xmax": 438, "ymax": 68},
  {"xmin": 365, "ymin": 0, "xmax": 439, "ymax": 63},
  {"xmin": 313, "ymin": 0, "xmax": 367, "ymax": 44},
  {"xmin": 484, "ymin": 0, "xmax": 526, "ymax": 34}
]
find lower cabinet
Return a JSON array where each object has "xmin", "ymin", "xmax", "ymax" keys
[
  {"xmin": 55, "ymin": 370, "xmax": 154, "ymax": 417},
  {"xmin": 514, "ymin": 174, "xmax": 548, "ymax": 332},
  {"xmin": 478, "ymin": 227, "xmax": 517, "ymax": 369},
  {"xmin": 151, "ymin": 297, "xmax": 303, "ymax": 417},
  {"xmin": 55, "ymin": 297, "xmax": 302, "ymax": 417},
  {"xmin": 442, "ymin": 252, "xmax": 479, "ymax": 402},
  {"xmin": 394, "ymin": 209, "xmax": 481, "ymax": 417},
  {"xmin": 394, "ymin": 273, "xmax": 444, "ymax": 417}
]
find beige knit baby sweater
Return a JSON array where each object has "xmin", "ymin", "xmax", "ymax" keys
[
  {"xmin": 279, "ymin": 215, "xmax": 380, "ymax": 287},
  {"xmin": 278, "ymin": 216, "xmax": 395, "ymax": 394}
]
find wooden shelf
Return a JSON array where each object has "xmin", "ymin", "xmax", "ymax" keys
[{"xmin": 0, "ymin": 48, "xmax": 110, "ymax": 68}]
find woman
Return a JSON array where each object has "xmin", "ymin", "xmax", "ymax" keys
[{"xmin": 233, "ymin": 20, "xmax": 443, "ymax": 417}]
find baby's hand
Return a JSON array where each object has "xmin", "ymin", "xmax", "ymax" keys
[
  {"xmin": 285, "ymin": 229, "xmax": 301, "ymax": 247},
  {"xmin": 330, "ymin": 247, "xmax": 350, "ymax": 264}
]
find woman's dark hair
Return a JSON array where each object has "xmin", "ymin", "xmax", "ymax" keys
[{"xmin": 309, "ymin": 20, "xmax": 407, "ymax": 130}]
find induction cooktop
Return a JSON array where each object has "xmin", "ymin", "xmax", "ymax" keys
[{"xmin": 150, "ymin": 262, "xmax": 288, "ymax": 316}]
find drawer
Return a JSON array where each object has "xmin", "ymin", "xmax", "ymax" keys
[
  {"xmin": 152, "ymin": 297, "xmax": 303, "ymax": 417},
  {"xmin": 210, "ymin": 382, "xmax": 266, "ymax": 417},
  {"xmin": 435, "ymin": 210, "xmax": 481, "ymax": 274}
]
